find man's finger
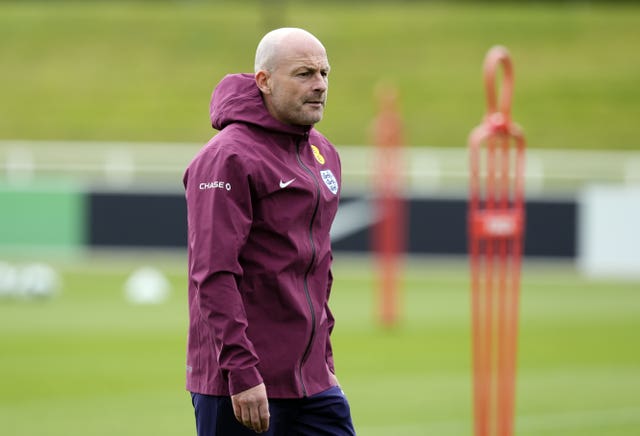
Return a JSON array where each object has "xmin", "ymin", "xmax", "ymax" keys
[
  {"xmin": 249, "ymin": 405, "xmax": 262, "ymax": 433},
  {"xmin": 231, "ymin": 397, "xmax": 243, "ymax": 424},
  {"xmin": 240, "ymin": 403, "xmax": 252, "ymax": 430},
  {"xmin": 258, "ymin": 399, "xmax": 270, "ymax": 432}
]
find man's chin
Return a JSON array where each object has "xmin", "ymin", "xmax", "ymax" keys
[
  {"xmin": 288, "ymin": 108, "xmax": 324, "ymax": 126},
  {"xmin": 304, "ymin": 109, "xmax": 324, "ymax": 125}
]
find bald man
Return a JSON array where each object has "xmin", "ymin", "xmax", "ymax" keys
[{"xmin": 183, "ymin": 28, "xmax": 356, "ymax": 435}]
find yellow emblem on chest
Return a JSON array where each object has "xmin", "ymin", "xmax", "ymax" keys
[{"xmin": 311, "ymin": 145, "xmax": 325, "ymax": 165}]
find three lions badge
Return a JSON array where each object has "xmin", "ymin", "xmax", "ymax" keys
[{"xmin": 320, "ymin": 169, "xmax": 338, "ymax": 195}]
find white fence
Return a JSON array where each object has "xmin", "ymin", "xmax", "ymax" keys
[{"xmin": 1, "ymin": 140, "xmax": 639, "ymax": 196}]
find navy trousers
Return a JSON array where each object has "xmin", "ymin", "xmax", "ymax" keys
[{"xmin": 191, "ymin": 386, "xmax": 356, "ymax": 435}]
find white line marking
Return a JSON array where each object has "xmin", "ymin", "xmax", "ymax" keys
[{"xmin": 330, "ymin": 199, "xmax": 375, "ymax": 242}]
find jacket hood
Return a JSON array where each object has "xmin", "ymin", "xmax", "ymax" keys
[{"xmin": 210, "ymin": 73, "xmax": 310, "ymax": 137}]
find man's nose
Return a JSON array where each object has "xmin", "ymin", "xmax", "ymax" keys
[{"xmin": 312, "ymin": 73, "xmax": 328, "ymax": 92}]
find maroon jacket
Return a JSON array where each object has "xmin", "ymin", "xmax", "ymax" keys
[{"xmin": 184, "ymin": 74, "xmax": 341, "ymax": 399}]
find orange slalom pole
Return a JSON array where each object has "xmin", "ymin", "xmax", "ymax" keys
[
  {"xmin": 372, "ymin": 84, "xmax": 406, "ymax": 327},
  {"xmin": 468, "ymin": 46, "xmax": 526, "ymax": 436}
]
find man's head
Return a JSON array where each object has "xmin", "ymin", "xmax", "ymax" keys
[{"xmin": 255, "ymin": 28, "xmax": 330, "ymax": 126}]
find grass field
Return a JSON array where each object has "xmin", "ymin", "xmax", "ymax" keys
[
  {"xmin": 1, "ymin": 253, "xmax": 638, "ymax": 435},
  {"xmin": 1, "ymin": 0, "xmax": 639, "ymax": 149}
]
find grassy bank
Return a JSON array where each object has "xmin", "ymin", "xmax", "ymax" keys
[{"xmin": 1, "ymin": 1, "xmax": 639, "ymax": 149}]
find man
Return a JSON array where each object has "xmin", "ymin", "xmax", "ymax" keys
[{"xmin": 183, "ymin": 28, "xmax": 356, "ymax": 435}]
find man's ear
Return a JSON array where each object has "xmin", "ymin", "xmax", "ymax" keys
[{"xmin": 255, "ymin": 70, "xmax": 271, "ymax": 95}]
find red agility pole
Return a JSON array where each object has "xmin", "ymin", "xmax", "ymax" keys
[
  {"xmin": 468, "ymin": 46, "xmax": 526, "ymax": 436},
  {"xmin": 373, "ymin": 84, "xmax": 406, "ymax": 327}
]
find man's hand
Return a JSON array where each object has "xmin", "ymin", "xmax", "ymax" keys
[{"xmin": 231, "ymin": 383, "xmax": 270, "ymax": 433}]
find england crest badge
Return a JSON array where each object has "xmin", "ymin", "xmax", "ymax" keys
[{"xmin": 320, "ymin": 169, "xmax": 339, "ymax": 195}]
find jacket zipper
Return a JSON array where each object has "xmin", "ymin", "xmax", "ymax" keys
[{"xmin": 295, "ymin": 136, "xmax": 320, "ymax": 397}]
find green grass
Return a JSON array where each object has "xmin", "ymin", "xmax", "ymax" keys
[
  {"xmin": 1, "ymin": 254, "xmax": 639, "ymax": 435},
  {"xmin": 0, "ymin": 1, "xmax": 639, "ymax": 149}
]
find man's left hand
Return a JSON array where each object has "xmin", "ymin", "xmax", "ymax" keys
[{"xmin": 231, "ymin": 383, "xmax": 270, "ymax": 433}]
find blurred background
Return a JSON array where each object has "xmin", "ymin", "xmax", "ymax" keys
[{"xmin": 1, "ymin": 1, "xmax": 639, "ymax": 435}]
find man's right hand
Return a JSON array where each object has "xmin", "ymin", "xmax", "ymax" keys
[{"xmin": 231, "ymin": 383, "xmax": 270, "ymax": 433}]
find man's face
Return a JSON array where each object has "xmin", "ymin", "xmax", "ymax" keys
[{"xmin": 262, "ymin": 44, "xmax": 330, "ymax": 126}]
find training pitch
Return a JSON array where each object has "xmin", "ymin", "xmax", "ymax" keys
[{"xmin": 0, "ymin": 253, "xmax": 638, "ymax": 435}]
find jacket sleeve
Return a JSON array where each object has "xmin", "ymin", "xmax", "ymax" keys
[
  {"xmin": 325, "ymin": 145, "xmax": 341, "ymax": 374},
  {"xmin": 184, "ymin": 146, "xmax": 263, "ymax": 395},
  {"xmin": 325, "ymin": 268, "xmax": 335, "ymax": 374}
]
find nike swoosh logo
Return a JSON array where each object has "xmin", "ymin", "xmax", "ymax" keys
[{"xmin": 279, "ymin": 178, "xmax": 296, "ymax": 189}]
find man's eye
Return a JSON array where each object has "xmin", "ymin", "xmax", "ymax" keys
[{"xmin": 297, "ymin": 71, "xmax": 310, "ymax": 77}]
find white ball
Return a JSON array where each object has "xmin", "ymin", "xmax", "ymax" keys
[
  {"xmin": 124, "ymin": 267, "xmax": 171, "ymax": 305},
  {"xmin": 17, "ymin": 263, "xmax": 61, "ymax": 299}
]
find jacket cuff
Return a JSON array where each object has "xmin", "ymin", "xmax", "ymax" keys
[
  {"xmin": 327, "ymin": 358, "xmax": 335, "ymax": 374},
  {"xmin": 228, "ymin": 366, "xmax": 263, "ymax": 396}
]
